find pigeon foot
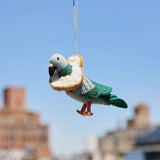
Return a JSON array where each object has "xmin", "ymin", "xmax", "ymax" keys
[
  {"xmin": 76, "ymin": 102, "xmax": 93, "ymax": 116},
  {"xmin": 76, "ymin": 110, "xmax": 86, "ymax": 116},
  {"xmin": 85, "ymin": 112, "xmax": 93, "ymax": 116},
  {"xmin": 86, "ymin": 102, "xmax": 93, "ymax": 116}
]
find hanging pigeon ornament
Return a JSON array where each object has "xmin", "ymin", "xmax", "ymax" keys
[
  {"xmin": 49, "ymin": 54, "xmax": 128, "ymax": 116},
  {"xmin": 48, "ymin": 0, "xmax": 127, "ymax": 116}
]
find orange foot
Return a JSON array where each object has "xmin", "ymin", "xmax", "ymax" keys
[
  {"xmin": 76, "ymin": 103, "xmax": 87, "ymax": 116},
  {"xmin": 76, "ymin": 110, "xmax": 86, "ymax": 116},
  {"xmin": 86, "ymin": 102, "xmax": 93, "ymax": 116},
  {"xmin": 85, "ymin": 112, "xmax": 93, "ymax": 116},
  {"xmin": 76, "ymin": 102, "xmax": 93, "ymax": 116}
]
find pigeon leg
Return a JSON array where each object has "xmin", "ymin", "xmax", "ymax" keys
[
  {"xmin": 76, "ymin": 103, "xmax": 87, "ymax": 116},
  {"xmin": 86, "ymin": 102, "xmax": 93, "ymax": 116}
]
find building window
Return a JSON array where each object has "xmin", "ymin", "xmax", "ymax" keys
[
  {"xmin": 23, "ymin": 126, "xmax": 26, "ymax": 131},
  {"xmin": 88, "ymin": 155, "xmax": 92, "ymax": 160},
  {"xmin": 10, "ymin": 136, "xmax": 14, "ymax": 141},
  {"xmin": 10, "ymin": 127, "xmax": 14, "ymax": 131},
  {"xmin": 5, "ymin": 136, "xmax": 9, "ymax": 141},
  {"xmin": 23, "ymin": 137, "xmax": 26, "ymax": 142},
  {"xmin": 28, "ymin": 117, "xmax": 35, "ymax": 124}
]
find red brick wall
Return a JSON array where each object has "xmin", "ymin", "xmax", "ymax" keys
[
  {"xmin": 0, "ymin": 87, "xmax": 52, "ymax": 158},
  {"xmin": 4, "ymin": 87, "xmax": 26, "ymax": 111}
]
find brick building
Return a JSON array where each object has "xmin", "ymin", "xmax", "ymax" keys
[{"xmin": 0, "ymin": 87, "xmax": 52, "ymax": 159}]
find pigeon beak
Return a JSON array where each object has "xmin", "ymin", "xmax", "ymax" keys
[{"xmin": 49, "ymin": 63, "xmax": 56, "ymax": 77}]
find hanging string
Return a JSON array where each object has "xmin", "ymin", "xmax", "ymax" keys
[{"xmin": 73, "ymin": 0, "xmax": 78, "ymax": 55}]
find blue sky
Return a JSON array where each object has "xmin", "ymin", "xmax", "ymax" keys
[{"xmin": 0, "ymin": 0, "xmax": 160, "ymax": 156}]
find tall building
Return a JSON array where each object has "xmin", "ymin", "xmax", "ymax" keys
[
  {"xmin": 0, "ymin": 87, "xmax": 52, "ymax": 159},
  {"xmin": 99, "ymin": 103, "xmax": 155, "ymax": 159},
  {"xmin": 127, "ymin": 103, "xmax": 151, "ymax": 128}
]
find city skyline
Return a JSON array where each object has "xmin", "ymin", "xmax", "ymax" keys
[{"xmin": 0, "ymin": 0, "xmax": 160, "ymax": 156}]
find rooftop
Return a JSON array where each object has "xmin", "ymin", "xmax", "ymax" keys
[
  {"xmin": 136, "ymin": 126, "xmax": 160, "ymax": 145},
  {"xmin": 135, "ymin": 103, "xmax": 149, "ymax": 110}
]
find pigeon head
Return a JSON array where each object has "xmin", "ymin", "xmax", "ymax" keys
[{"xmin": 49, "ymin": 54, "xmax": 72, "ymax": 77}]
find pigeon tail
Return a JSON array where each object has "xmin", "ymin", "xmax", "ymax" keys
[{"xmin": 108, "ymin": 94, "xmax": 128, "ymax": 109}]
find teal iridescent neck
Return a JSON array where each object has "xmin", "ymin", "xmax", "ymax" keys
[{"xmin": 58, "ymin": 63, "xmax": 72, "ymax": 77}]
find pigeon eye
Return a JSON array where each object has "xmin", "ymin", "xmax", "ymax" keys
[{"xmin": 57, "ymin": 57, "xmax": 60, "ymax": 60}]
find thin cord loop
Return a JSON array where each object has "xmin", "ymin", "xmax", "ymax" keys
[{"xmin": 73, "ymin": 0, "xmax": 78, "ymax": 55}]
